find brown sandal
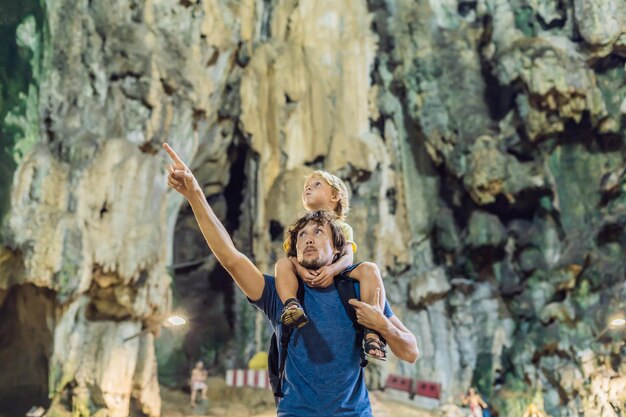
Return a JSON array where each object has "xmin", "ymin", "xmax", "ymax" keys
[{"xmin": 363, "ymin": 328, "xmax": 387, "ymax": 362}]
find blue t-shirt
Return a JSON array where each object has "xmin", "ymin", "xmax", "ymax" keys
[{"xmin": 250, "ymin": 275, "xmax": 394, "ymax": 417}]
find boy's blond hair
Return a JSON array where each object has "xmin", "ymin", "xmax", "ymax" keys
[{"xmin": 305, "ymin": 170, "xmax": 350, "ymax": 220}]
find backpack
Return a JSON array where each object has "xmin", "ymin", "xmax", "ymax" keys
[{"xmin": 268, "ymin": 274, "xmax": 368, "ymax": 402}]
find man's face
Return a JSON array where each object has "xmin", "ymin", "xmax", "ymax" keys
[{"xmin": 295, "ymin": 221, "xmax": 338, "ymax": 270}]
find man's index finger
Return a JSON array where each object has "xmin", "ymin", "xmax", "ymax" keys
[{"xmin": 163, "ymin": 143, "xmax": 184, "ymax": 164}]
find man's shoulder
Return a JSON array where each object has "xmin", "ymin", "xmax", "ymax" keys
[
  {"xmin": 248, "ymin": 275, "xmax": 280, "ymax": 323},
  {"xmin": 262, "ymin": 274, "xmax": 277, "ymax": 288},
  {"xmin": 254, "ymin": 274, "xmax": 278, "ymax": 299}
]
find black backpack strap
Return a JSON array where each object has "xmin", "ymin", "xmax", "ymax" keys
[
  {"xmin": 274, "ymin": 278, "xmax": 305, "ymax": 399},
  {"xmin": 274, "ymin": 323, "xmax": 292, "ymax": 398},
  {"xmin": 334, "ymin": 275, "xmax": 368, "ymax": 368}
]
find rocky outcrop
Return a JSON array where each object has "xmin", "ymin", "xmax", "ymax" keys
[
  {"xmin": 0, "ymin": 0, "xmax": 625, "ymax": 416},
  {"xmin": 0, "ymin": 0, "xmax": 235, "ymax": 414}
]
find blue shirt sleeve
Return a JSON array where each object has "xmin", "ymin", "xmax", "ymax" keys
[
  {"xmin": 247, "ymin": 274, "xmax": 280, "ymax": 325},
  {"xmin": 383, "ymin": 299, "xmax": 393, "ymax": 318}
]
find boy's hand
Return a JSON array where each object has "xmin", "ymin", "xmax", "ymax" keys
[
  {"xmin": 311, "ymin": 264, "xmax": 338, "ymax": 288},
  {"xmin": 163, "ymin": 143, "xmax": 201, "ymax": 199},
  {"xmin": 291, "ymin": 258, "xmax": 319, "ymax": 286}
]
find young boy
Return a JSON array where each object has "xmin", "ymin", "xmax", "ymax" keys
[{"xmin": 275, "ymin": 170, "xmax": 388, "ymax": 361}]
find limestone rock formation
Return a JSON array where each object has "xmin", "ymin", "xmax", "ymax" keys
[{"xmin": 0, "ymin": 0, "xmax": 625, "ymax": 416}]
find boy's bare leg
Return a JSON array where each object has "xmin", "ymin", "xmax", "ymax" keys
[
  {"xmin": 275, "ymin": 257, "xmax": 299, "ymax": 303},
  {"xmin": 275, "ymin": 257, "xmax": 309, "ymax": 327},
  {"xmin": 346, "ymin": 261, "xmax": 386, "ymax": 359},
  {"xmin": 346, "ymin": 262, "xmax": 385, "ymax": 310}
]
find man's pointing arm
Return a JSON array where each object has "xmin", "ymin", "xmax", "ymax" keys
[{"xmin": 163, "ymin": 143, "xmax": 265, "ymax": 300}]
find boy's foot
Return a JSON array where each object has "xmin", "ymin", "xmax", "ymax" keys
[
  {"xmin": 280, "ymin": 298, "xmax": 309, "ymax": 328},
  {"xmin": 363, "ymin": 329, "xmax": 387, "ymax": 362}
]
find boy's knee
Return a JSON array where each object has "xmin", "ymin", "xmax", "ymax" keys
[
  {"xmin": 277, "ymin": 257, "xmax": 292, "ymax": 267},
  {"xmin": 275, "ymin": 257, "xmax": 295, "ymax": 274},
  {"xmin": 357, "ymin": 261, "xmax": 380, "ymax": 276}
]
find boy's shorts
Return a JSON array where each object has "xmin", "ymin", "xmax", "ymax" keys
[{"xmin": 338, "ymin": 262, "xmax": 364, "ymax": 277}]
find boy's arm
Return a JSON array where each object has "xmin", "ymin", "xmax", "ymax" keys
[
  {"xmin": 311, "ymin": 243, "xmax": 354, "ymax": 288},
  {"xmin": 334, "ymin": 243, "xmax": 355, "ymax": 271},
  {"xmin": 164, "ymin": 143, "xmax": 265, "ymax": 301},
  {"xmin": 289, "ymin": 257, "xmax": 320, "ymax": 286}
]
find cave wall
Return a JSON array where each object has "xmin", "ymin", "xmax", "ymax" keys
[{"xmin": 0, "ymin": 0, "xmax": 625, "ymax": 416}]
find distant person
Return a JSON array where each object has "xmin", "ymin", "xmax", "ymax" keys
[
  {"xmin": 522, "ymin": 403, "xmax": 545, "ymax": 417},
  {"xmin": 190, "ymin": 361, "xmax": 208, "ymax": 405},
  {"xmin": 461, "ymin": 387, "xmax": 487, "ymax": 417}
]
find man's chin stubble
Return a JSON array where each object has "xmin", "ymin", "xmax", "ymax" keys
[{"xmin": 300, "ymin": 258, "xmax": 325, "ymax": 270}]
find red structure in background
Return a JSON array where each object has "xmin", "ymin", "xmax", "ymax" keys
[
  {"xmin": 383, "ymin": 374, "xmax": 413, "ymax": 395},
  {"xmin": 383, "ymin": 374, "xmax": 441, "ymax": 400},
  {"xmin": 414, "ymin": 380, "xmax": 441, "ymax": 399}
]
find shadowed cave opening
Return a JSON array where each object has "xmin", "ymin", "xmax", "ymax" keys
[
  {"xmin": 159, "ymin": 138, "xmax": 249, "ymax": 387},
  {"xmin": 0, "ymin": 285, "xmax": 54, "ymax": 415}
]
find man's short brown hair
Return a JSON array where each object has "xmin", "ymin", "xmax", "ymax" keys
[{"xmin": 285, "ymin": 210, "xmax": 346, "ymax": 258}]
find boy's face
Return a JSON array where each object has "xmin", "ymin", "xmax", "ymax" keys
[
  {"xmin": 302, "ymin": 176, "xmax": 339, "ymax": 211},
  {"xmin": 295, "ymin": 221, "xmax": 339, "ymax": 269}
]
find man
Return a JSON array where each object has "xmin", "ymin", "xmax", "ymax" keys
[
  {"xmin": 189, "ymin": 361, "xmax": 208, "ymax": 405},
  {"xmin": 163, "ymin": 143, "xmax": 419, "ymax": 416},
  {"xmin": 522, "ymin": 403, "xmax": 545, "ymax": 417},
  {"xmin": 461, "ymin": 387, "xmax": 487, "ymax": 417}
]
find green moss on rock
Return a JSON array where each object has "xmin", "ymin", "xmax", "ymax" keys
[
  {"xmin": 0, "ymin": 1, "xmax": 44, "ymax": 227},
  {"xmin": 471, "ymin": 352, "xmax": 494, "ymax": 398},
  {"xmin": 513, "ymin": 6, "xmax": 536, "ymax": 37}
]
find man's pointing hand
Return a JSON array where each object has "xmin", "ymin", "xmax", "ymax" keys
[{"xmin": 163, "ymin": 143, "xmax": 200, "ymax": 199}]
